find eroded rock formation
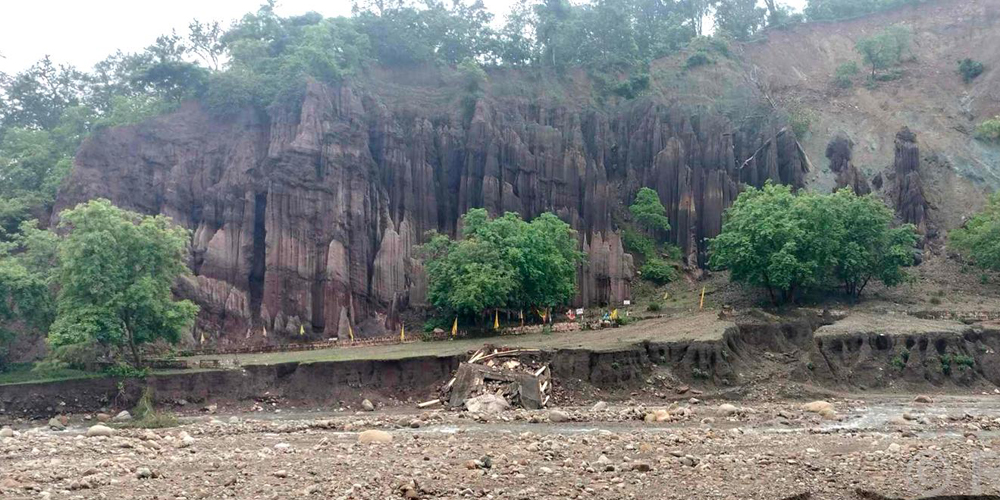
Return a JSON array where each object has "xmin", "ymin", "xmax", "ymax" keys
[
  {"xmin": 826, "ymin": 134, "xmax": 871, "ymax": 195},
  {"xmin": 56, "ymin": 80, "xmax": 806, "ymax": 344},
  {"xmin": 892, "ymin": 127, "xmax": 930, "ymax": 235}
]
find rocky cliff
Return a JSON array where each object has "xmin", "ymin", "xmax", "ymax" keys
[{"xmin": 55, "ymin": 76, "xmax": 806, "ymax": 344}]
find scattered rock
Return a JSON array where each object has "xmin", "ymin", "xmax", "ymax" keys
[
  {"xmin": 95, "ymin": 413, "xmax": 111, "ymax": 423},
  {"xmin": 358, "ymin": 429, "xmax": 393, "ymax": 444},
  {"xmin": 274, "ymin": 470, "xmax": 288, "ymax": 478},
  {"xmin": 361, "ymin": 399, "xmax": 375, "ymax": 412},
  {"xmin": 136, "ymin": 467, "xmax": 153, "ymax": 479},
  {"xmin": 887, "ymin": 443, "xmax": 902, "ymax": 453},
  {"xmin": 48, "ymin": 417, "xmax": 66, "ymax": 430},
  {"xmin": 633, "ymin": 462, "xmax": 652, "ymax": 472},
  {"xmin": 112, "ymin": 410, "xmax": 132, "ymax": 422},
  {"xmin": 86, "ymin": 425, "xmax": 114, "ymax": 437},
  {"xmin": 914, "ymin": 395, "xmax": 933, "ymax": 404},
  {"xmin": 0, "ymin": 426, "xmax": 13, "ymax": 438},
  {"xmin": 592, "ymin": 401, "xmax": 608, "ymax": 412}
]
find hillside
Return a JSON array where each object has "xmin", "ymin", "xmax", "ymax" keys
[
  {"xmin": 745, "ymin": 0, "xmax": 1000, "ymax": 228},
  {"xmin": 50, "ymin": 0, "xmax": 1000, "ymax": 345}
]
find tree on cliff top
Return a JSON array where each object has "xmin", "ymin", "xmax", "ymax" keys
[
  {"xmin": 47, "ymin": 199, "xmax": 198, "ymax": 367},
  {"xmin": 420, "ymin": 208, "xmax": 583, "ymax": 320},
  {"xmin": 855, "ymin": 25, "xmax": 910, "ymax": 79}
]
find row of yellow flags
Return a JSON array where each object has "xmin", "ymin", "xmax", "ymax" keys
[{"xmin": 205, "ymin": 289, "xmax": 709, "ymax": 345}]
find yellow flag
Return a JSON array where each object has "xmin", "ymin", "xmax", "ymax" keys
[
  {"xmin": 494, "ymin": 310, "xmax": 499, "ymax": 330},
  {"xmin": 400, "ymin": 324, "xmax": 406, "ymax": 341},
  {"xmin": 700, "ymin": 286, "xmax": 706, "ymax": 310},
  {"xmin": 611, "ymin": 309, "xmax": 618, "ymax": 320},
  {"xmin": 299, "ymin": 324, "xmax": 305, "ymax": 336},
  {"xmin": 348, "ymin": 322, "xmax": 355, "ymax": 341},
  {"xmin": 451, "ymin": 317, "xmax": 458, "ymax": 337}
]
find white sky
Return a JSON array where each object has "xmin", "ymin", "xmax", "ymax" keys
[{"xmin": 0, "ymin": 0, "xmax": 806, "ymax": 74}]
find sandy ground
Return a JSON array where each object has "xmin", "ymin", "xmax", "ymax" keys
[{"xmin": 3, "ymin": 395, "xmax": 1000, "ymax": 500}]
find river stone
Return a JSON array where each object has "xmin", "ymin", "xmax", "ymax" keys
[
  {"xmin": 717, "ymin": 404, "xmax": 738, "ymax": 416},
  {"xmin": 86, "ymin": 425, "xmax": 114, "ymax": 437},
  {"xmin": 548, "ymin": 410, "xmax": 570, "ymax": 423},
  {"xmin": 113, "ymin": 411, "xmax": 132, "ymax": 422},
  {"xmin": 136, "ymin": 467, "xmax": 153, "ymax": 479},
  {"xmin": 465, "ymin": 394, "xmax": 510, "ymax": 414},
  {"xmin": 0, "ymin": 426, "xmax": 14, "ymax": 438},
  {"xmin": 48, "ymin": 418, "xmax": 66, "ymax": 430},
  {"xmin": 801, "ymin": 401, "xmax": 834, "ymax": 414},
  {"xmin": 914, "ymin": 395, "xmax": 933, "ymax": 404},
  {"xmin": 358, "ymin": 430, "xmax": 393, "ymax": 444},
  {"xmin": 361, "ymin": 399, "xmax": 375, "ymax": 412},
  {"xmin": 592, "ymin": 401, "xmax": 608, "ymax": 412}
]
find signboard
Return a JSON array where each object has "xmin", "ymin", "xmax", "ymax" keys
[
  {"xmin": 575, "ymin": 308, "xmax": 584, "ymax": 315},
  {"xmin": 623, "ymin": 300, "xmax": 631, "ymax": 306}
]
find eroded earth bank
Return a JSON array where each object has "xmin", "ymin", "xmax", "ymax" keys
[{"xmin": 5, "ymin": 310, "xmax": 1000, "ymax": 499}]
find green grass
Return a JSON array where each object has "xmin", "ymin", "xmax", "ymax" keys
[{"xmin": 0, "ymin": 363, "xmax": 99, "ymax": 386}]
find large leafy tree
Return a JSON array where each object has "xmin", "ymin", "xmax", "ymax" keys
[
  {"xmin": 710, "ymin": 183, "xmax": 916, "ymax": 304},
  {"xmin": 48, "ymin": 199, "xmax": 198, "ymax": 366},
  {"xmin": 421, "ymin": 208, "xmax": 583, "ymax": 319}
]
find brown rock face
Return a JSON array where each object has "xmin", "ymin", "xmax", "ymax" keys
[
  {"xmin": 892, "ymin": 127, "xmax": 930, "ymax": 235},
  {"xmin": 55, "ymin": 81, "xmax": 805, "ymax": 343},
  {"xmin": 826, "ymin": 134, "xmax": 871, "ymax": 195}
]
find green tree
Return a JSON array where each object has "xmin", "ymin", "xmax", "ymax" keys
[
  {"xmin": 709, "ymin": 183, "xmax": 839, "ymax": 304},
  {"xmin": 0, "ymin": 220, "xmax": 59, "ymax": 370},
  {"xmin": 950, "ymin": 194, "xmax": 1000, "ymax": 270},
  {"xmin": 714, "ymin": 0, "xmax": 766, "ymax": 40},
  {"xmin": 855, "ymin": 25, "xmax": 910, "ymax": 79},
  {"xmin": 630, "ymin": 187, "xmax": 671, "ymax": 234},
  {"xmin": 420, "ymin": 208, "xmax": 582, "ymax": 320},
  {"xmin": 48, "ymin": 199, "xmax": 198, "ymax": 366},
  {"xmin": 827, "ymin": 189, "xmax": 917, "ymax": 298},
  {"xmin": 710, "ymin": 183, "xmax": 916, "ymax": 304}
]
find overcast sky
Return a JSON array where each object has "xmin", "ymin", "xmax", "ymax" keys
[{"xmin": 0, "ymin": 0, "xmax": 807, "ymax": 74}]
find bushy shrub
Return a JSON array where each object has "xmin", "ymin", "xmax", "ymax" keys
[
  {"xmin": 685, "ymin": 53, "xmax": 713, "ymax": 69},
  {"xmin": 640, "ymin": 258, "xmax": 678, "ymax": 285},
  {"xmin": 975, "ymin": 117, "xmax": 1000, "ymax": 142},
  {"xmin": 834, "ymin": 61, "xmax": 859, "ymax": 88},
  {"xmin": 958, "ymin": 58, "xmax": 984, "ymax": 83}
]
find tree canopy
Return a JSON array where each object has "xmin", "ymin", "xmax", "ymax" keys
[
  {"xmin": 854, "ymin": 25, "xmax": 910, "ymax": 79},
  {"xmin": 950, "ymin": 194, "xmax": 1000, "ymax": 271},
  {"xmin": 709, "ymin": 183, "xmax": 916, "ymax": 304},
  {"xmin": 47, "ymin": 199, "xmax": 198, "ymax": 366},
  {"xmin": 420, "ymin": 209, "xmax": 583, "ymax": 319}
]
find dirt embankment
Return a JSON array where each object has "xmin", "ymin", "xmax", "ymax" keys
[{"xmin": 3, "ymin": 311, "xmax": 1000, "ymax": 418}]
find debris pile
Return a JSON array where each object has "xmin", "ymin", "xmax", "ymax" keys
[{"xmin": 420, "ymin": 345, "xmax": 552, "ymax": 410}]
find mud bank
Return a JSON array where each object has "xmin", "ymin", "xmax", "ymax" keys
[{"xmin": 4, "ymin": 311, "xmax": 1000, "ymax": 418}]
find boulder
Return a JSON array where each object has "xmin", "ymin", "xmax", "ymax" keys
[
  {"xmin": 592, "ymin": 401, "xmax": 608, "ymax": 412},
  {"xmin": 86, "ymin": 425, "xmax": 114, "ymax": 437},
  {"xmin": 465, "ymin": 394, "xmax": 510, "ymax": 415},
  {"xmin": 0, "ymin": 426, "xmax": 14, "ymax": 438},
  {"xmin": 548, "ymin": 410, "xmax": 571, "ymax": 423},
  {"xmin": 112, "ymin": 411, "xmax": 132, "ymax": 422},
  {"xmin": 358, "ymin": 430, "xmax": 393, "ymax": 444},
  {"xmin": 914, "ymin": 395, "xmax": 933, "ymax": 404},
  {"xmin": 801, "ymin": 401, "xmax": 834, "ymax": 414},
  {"xmin": 717, "ymin": 404, "xmax": 739, "ymax": 417},
  {"xmin": 361, "ymin": 399, "xmax": 375, "ymax": 412},
  {"xmin": 48, "ymin": 417, "xmax": 66, "ymax": 430}
]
